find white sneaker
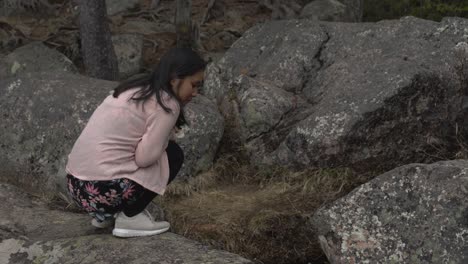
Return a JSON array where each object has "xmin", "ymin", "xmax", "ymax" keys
[{"xmin": 112, "ymin": 210, "xmax": 170, "ymax": 238}]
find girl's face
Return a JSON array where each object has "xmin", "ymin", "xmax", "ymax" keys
[{"xmin": 171, "ymin": 70, "xmax": 205, "ymax": 104}]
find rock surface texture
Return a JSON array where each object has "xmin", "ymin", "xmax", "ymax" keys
[
  {"xmin": 0, "ymin": 42, "xmax": 77, "ymax": 79},
  {"xmin": 0, "ymin": 71, "xmax": 114, "ymax": 194},
  {"xmin": 311, "ymin": 160, "xmax": 468, "ymax": 263},
  {"xmin": 204, "ymin": 16, "xmax": 468, "ymax": 172},
  {"xmin": 0, "ymin": 183, "xmax": 253, "ymax": 264},
  {"xmin": 175, "ymin": 95, "xmax": 225, "ymax": 179}
]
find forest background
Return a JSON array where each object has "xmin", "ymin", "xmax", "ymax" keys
[{"xmin": 1, "ymin": 0, "xmax": 467, "ymax": 264}]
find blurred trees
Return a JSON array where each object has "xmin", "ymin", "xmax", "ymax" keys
[{"xmin": 363, "ymin": 0, "xmax": 468, "ymax": 21}]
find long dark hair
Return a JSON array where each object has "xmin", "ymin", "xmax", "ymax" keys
[{"xmin": 113, "ymin": 47, "xmax": 206, "ymax": 127}]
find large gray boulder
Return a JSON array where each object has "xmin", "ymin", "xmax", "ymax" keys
[
  {"xmin": 311, "ymin": 160, "xmax": 468, "ymax": 263},
  {"xmin": 204, "ymin": 16, "xmax": 468, "ymax": 172},
  {"xmin": 0, "ymin": 71, "xmax": 114, "ymax": 195},
  {"xmin": 0, "ymin": 183, "xmax": 253, "ymax": 264},
  {"xmin": 0, "ymin": 42, "xmax": 77, "ymax": 79},
  {"xmin": 176, "ymin": 96, "xmax": 224, "ymax": 179},
  {"xmin": 0, "ymin": 71, "xmax": 223, "ymax": 196}
]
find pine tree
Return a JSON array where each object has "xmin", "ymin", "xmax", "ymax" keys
[{"xmin": 78, "ymin": 0, "xmax": 119, "ymax": 81}]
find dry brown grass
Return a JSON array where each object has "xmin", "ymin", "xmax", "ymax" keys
[{"xmin": 157, "ymin": 151, "xmax": 376, "ymax": 264}]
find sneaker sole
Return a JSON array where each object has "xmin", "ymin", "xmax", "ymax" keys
[{"xmin": 112, "ymin": 227, "xmax": 170, "ymax": 238}]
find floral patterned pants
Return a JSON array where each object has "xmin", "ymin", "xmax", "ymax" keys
[{"xmin": 66, "ymin": 141, "xmax": 183, "ymax": 222}]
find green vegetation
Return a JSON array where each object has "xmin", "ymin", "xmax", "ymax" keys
[{"xmin": 363, "ymin": 0, "xmax": 468, "ymax": 21}]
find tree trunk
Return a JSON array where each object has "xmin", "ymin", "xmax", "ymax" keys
[
  {"xmin": 78, "ymin": 0, "xmax": 119, "ymax": 81},
  {"xmin": 175, "ymin": 0, "xmax": 193, "ymax": 48}
]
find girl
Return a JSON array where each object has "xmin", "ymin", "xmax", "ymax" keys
[{"xmin": 66, "ymin": 48, "xmax": 206, "ymax": 238}]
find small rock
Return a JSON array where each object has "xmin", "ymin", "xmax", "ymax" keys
[{"xmin": 0, "ymin": 42, "xmax": 77, "ymax": 79}]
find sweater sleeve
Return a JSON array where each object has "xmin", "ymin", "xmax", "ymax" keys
[{"xmin": 134, "ymin": 99, "xmax": 180, "ymax": 168}]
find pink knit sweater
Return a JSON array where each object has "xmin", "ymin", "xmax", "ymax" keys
[{"xmin": 66, "ymin": 88, "xmax": 180, "ymax": 195}]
